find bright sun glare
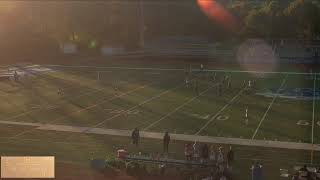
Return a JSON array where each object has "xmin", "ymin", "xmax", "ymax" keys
[{"xmin": 197, "ymin": 0, "xmax": 237, "ymax": 31}]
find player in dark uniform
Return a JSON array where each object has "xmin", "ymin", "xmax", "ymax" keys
[
  {"xmin": 242, "ymin": 80, "xmax": 246, "ymax": 89},
  {"xmin": 163, "ymin": 131, "xmax": 171, "ymax": 154},
  {"xmin": 217, "ymin": 83, "xmax": 222, "ymax": 96},
  {"xmin": 221, "ymin": 77, "xmax": 225, "ymax": 86},
  {"xmin": 187, "ymin": 64, "xmax": 192, "ymax": 75},
  {"xmin": 131, "ymin": 128, "xmax": 140, "ymax": 146},
  {"xmin": 252, "ymin": 80, "xmax": 256, "ymax": 89},
  {"xmin": 195, "ymin": 80, "xmax": 199, "ymax": 96},
  {"xmin": 14, "ymin": 71, "xmax": 18, "ymax": 82},
  {"xmin": 227, "ymin": 79, "xmax": 232, "ymax": 90},
  {"xmin": 185, "ymin": 65, "xmax": 189, "ymax": 77}
]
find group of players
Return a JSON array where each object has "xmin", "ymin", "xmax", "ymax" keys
[
  {"xmin": 184, "ymin": 64, "xmax": 256, "ymax": 126},
  {"xmin": 55, "ymin": 64, "xmax": 255, "ymax": 125},
  {"xmin": 184, "ymin": 64, "xmax": 255, "ymax": 94}
]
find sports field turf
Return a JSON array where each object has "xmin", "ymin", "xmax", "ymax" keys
[{"xmin": 0, "ymin": 63, "xmax": 319, "ymax": 179}]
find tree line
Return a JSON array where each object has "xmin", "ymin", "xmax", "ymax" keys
[
  {"xmin": 0, "ymin": 0, "xmax": 319, "ymax": 59},
  {"xmin": 228, "ymin": 0, "xmax": 320, "ymax": 40}
]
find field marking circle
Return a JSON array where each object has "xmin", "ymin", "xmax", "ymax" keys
[
  {"xmin": 217, "ymin": 115, "xmax": 229, "ymax": 121},
  {"xmin": 297, "ymin": 120, "xmax": 310, "ymax": 126}
]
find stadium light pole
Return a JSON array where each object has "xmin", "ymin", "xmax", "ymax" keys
[{"xmin": 139, "ymin": 0, "xmax": 145, "ymax": 49}]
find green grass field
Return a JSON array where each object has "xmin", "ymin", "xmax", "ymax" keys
[{"xmin": 0, "ymin": 63, "xmax": 319, "ymax": 179}]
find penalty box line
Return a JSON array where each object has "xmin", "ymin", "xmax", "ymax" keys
[
  {"xmin": 251, "ymin": 74, "xmax": 288, "ymax": 140},
  {"xmin": 143, "ymin": 83, "xmax": 220, "ymax": 131},
  {"xmin": 64, "ymin": 79, "xmax": 199, "ymax": 140},
  {"xmin": 10, "ymin": 83, "xmax": 151, "ymax": 139},
  {"xmin": 195, "ymin": 87, "xmax": 246, "ymax": 136}
]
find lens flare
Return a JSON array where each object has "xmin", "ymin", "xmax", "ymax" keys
[
  {"xmin": 236, "ymin": 39, "xmax": 278, "ymax": 76},
  {"xmin": 197, "ymin": 0, "xmax": 237, "ymax": 31}
]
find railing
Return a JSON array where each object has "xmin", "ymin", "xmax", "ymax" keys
[{"xmin": 124, "ymin": 155, "xmax": 216, "ymax": 167}]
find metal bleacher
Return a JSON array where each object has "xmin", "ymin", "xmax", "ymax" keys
[{"xmin": 124, "ymin": 155, "xmax": 216, "ymax": 167}]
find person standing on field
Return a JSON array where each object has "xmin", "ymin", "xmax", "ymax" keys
[
  {"xmin": 163, "ymin": 131, "xmax": 170, "ymax": 154},
  {"xmin": 201, "ymin": 143, "xmax": 209, "ymax": 163},
  {"xmin": 209, "ymin": 145, "xmax": 216, "ymax": 162},
  {"xmin": 217, "ymin": 83, "xmax": 222, "ymax": 96},
  {"xmin": 194, "ymin": 79, "xmax": 199, "ymax": 96},
  {"xmin": 251, "ymin": 162, "xmax": 263, "ymax": 180},
  {"xmin": 212, "ymin": 72, "xmax": 216, "ymax": 82},
  {"xmin": 227, "ymin": 146, "xmax": 234, "ymax": 167},
  {"xmin": 14, "ymin": 71, "xmax": 18, "ymax": 82},
  {"xmin": 185, "ymin": 77, "xmax": 189, "ymax": 88},
  {"xmin": 131, "ymin": 128, "xmax": 140, "ymax": 146},
  {"xmin": 217, "ymin": 147, "xmax": 224, "ymax": 165},
  {"xmin": 245, "ymin": 107, "xmax": 249, "ymax": 126}
]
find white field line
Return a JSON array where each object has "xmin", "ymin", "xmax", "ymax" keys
[
  {"xmin": 4, "ymin": 66, "xmax": 118, "ymax": 117},
  {"xmin": 143, "ymin": 83, "xmax": 219, "ymax": 131},
  {"xmin": 0, "ymin": 85, "xmax": 110, "ymax": 122},
  {"xmin": 0, "ymin": 120, "xmax": 319, "ymax": 151},
  {"xmin": 1, "ymin": 70, "xmax": 86, "ymax": 110},
  {"xmin": 65, "ymin": 80, "xmax": 196, "ymax": 140},
  {"xmin": 195, "ymin": 87, "xmax": 246, "ymax": 135},
  {"xmin": 10, "ymin": 84, "xmax": 150, "ymax": 139},
  {"xmin": 97, "ymin": 71, "xmax": 112, "ymax": 73},
  {"xmin": 28, "ymin": 79, "xmax": 80, "ymax": 97},
  {"xmin": 251, "ymin": 74, "xmax": 288, "ymax": 139},
  {"xmin": 46, "ymin": 65, "xmax": 184, "ymax": 72},
  {"xmin": 312, "ymin": 74, "xmax": 316, "ymax": 144},
  {"xmin": 50, "ymin": 84, "xmax": 150, "ymax": 124},
  {"xmin": 44, "ymin": 64, "xmax": 317, "ymax": 75},
  {"xmin": 25, "ymin": 64, "xmax": 113, "ymax": 95}
]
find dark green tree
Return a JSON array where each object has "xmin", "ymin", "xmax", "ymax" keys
[{"xmin": 284, "ymin": 0, "xmax": 320, "ymax": 39}]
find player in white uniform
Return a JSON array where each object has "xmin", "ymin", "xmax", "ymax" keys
[
  {"xmin": 227, "ymin": 76, "xmax": 232, "ymax": 89},
  {"xmin": 242, "ymin": 80, "xmax": 246, "ymax": 89},
  {"xmin": 57, "ymin": 88, "xmax": 64, "ymax": 96},
  {"xmin": 113, "ymin": 82, "xmax": 120, "ymax": 96},
  {"xmin": 185, "ymin": 77, "xmax": 189, "ymax": 88},
  {"xmin": 245, "ymin": 107, "xmax": 249, "ymax": 125},
  {"xmin": 212, "ymin": 72, "xmax": 216, "ymax": 82}
]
